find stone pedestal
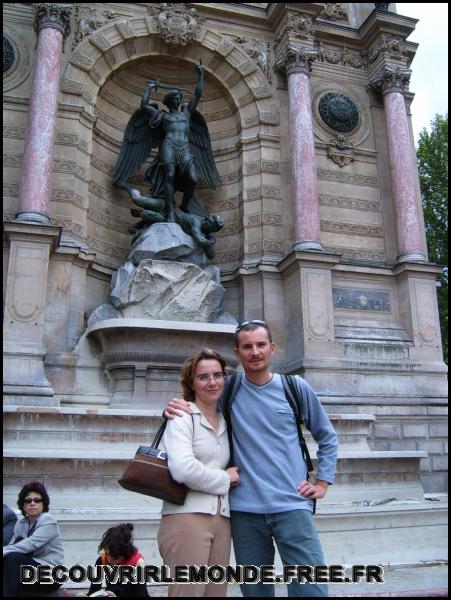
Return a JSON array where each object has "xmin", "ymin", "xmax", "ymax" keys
[
  {"xmin": 86, "ymin": 319, "xmax": 239, "ymax": 409},
  {"xmin": 279, "ymin": 250, "xmax": 341, "ymax": 372},
  {"xmin": 3, "ymin": 221, "xmax": 61, "ymax": 405}
]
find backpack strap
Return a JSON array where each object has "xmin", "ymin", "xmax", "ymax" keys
[
  {"xmin": 222, "ymin": 373, "xmax": 242, "ymax": 466},
  {"xmin": 281, "ymin": 374, "xmax": 316, "ymax": 514}
]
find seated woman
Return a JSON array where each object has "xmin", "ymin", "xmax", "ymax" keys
[
  {"xmin": 3, "ymin": 481, "xmax": 64, "ymax": 597},
  {"xmin": 82, "ymin": 523, "xmax": 149, "ymax": 597},
  {"xmin": 157, "ymin": 348, "xmax": 240, "ymax": 597}
]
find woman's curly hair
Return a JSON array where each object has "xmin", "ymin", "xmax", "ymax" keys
[
  {"xmin": 98, "ymin": 523, "xmax": 137, "ymax": 560},
  {"xmin": 17, "ymin": 481, "xmax": 50, "ymax": 516},
  {"xmin": 180, "ymin": 348, "xmax": 227, "ymax": 403}
]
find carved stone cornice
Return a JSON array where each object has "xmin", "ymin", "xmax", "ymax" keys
[
  {"xmin": 370, "ymin": 65, "xmax": 411, "ymax": 95},
  {"xmin": 276, "ymin": 45, "xmax": 319, "ymax": 77},
  {"xmin": 33, "ymin": 3, "xmax": 72, "ymax": 40}
]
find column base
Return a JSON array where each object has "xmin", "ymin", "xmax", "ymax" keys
[
  {"xmin": 292, "ymin": 240, "xmax": 325, "ymax": 252},
  {"xmin": 15, "ymin": 211, "xmax": 50, "ymax": 224},
  {"xmin": 396, "ymin": 251, "xmax": 427, "ymax": 263}
]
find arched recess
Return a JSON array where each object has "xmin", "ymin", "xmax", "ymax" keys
[{"xmin": 57, "ymin": 17, "xmax": 280, "ymax": 281}]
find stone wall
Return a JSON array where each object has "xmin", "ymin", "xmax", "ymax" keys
[{"xmin": 3, "ymin": 3, "xmax": 447, "ymax": 492}]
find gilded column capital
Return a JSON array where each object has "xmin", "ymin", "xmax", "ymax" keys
[
  {"xmin": 277, "ymin": 45, "xmax": 319, "ymax": 77},
  {"xmin": 370, "ymin": 65, "xmax": 411, "ymax": 95},
  {"xmin": 33, "ymin": 3, "xmax": 72, "ymax": 40}
]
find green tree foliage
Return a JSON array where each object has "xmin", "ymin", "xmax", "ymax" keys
[{"xmin": 417, "ymin": 113, "xmax": 448, "ymax": 363}]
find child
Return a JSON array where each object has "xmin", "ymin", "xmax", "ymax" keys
[{"xmin": 79, "ymin": 523, "xmax": 149, "ymax": 597}]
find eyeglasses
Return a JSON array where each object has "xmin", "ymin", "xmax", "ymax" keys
[
  {"xmin": 235, "ymin": 319, "xmax": 267, "ymax": 333},
  {"xmin": 24, "ymin": 497, "xmax": 43, "ymax": 505},
  {"xmin": 194, "ymin": 372, "xmax": 225, "ymax": 383}
]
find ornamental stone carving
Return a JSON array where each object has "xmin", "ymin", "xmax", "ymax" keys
[
  {"xmin": 33, "ymin": 3, "xmax": 72, "ymax": 40},
  {"xmin": 370, "ymin": 66, "xmax": 411, "ymax": 94},
  {"xmin": 327, "ymin": 135, "xmax": 355, "ymax": 167},
  {"xmin": 275, "ymin": 11, "xmax": 316, "ymax": 46},
  {"xmin": 368, "ymin": 34, "xmax": 407, "ymax": 64},
  {"xmin": 277, "ymin": 45, "xmax": 318, "ymax": 76},
  {"xmin": 234, "ymin": 36, "xmax": 271, "ymax": 81},
  {"xmin": 72, "ymin": 7, "xmax": 117, "ymax": 50},
  {"xmin": 291, "ymin": 13, "xmax": 315, "ymax": 39},
  {"xmin": 148, "ymin": 3, "xmax": 202, "ymax": 47},
  {"xmin": 319, "ymin": 4, "xmax": 348, "ymax": 21}
]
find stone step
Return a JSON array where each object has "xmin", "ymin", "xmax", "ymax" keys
[
  {"xmin": 3, "ymin": 406, "xmax": 375, "ymax": 450},
  {"xmin": 2, "ymin": 500, "xmax": 447, "ymax": 572},
  {"xmin": 3, "ymin": 448, "xmax": 427, "ymax": 504}
]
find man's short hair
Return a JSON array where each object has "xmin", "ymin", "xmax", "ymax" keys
[{"xmin": 234, "ymin": 320, "xmax": 272, "ymax": 347}]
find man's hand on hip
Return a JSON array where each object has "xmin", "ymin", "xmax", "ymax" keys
[{"xmin": 297, "ymin": 479, "xmax": 328, "ymax": 500}]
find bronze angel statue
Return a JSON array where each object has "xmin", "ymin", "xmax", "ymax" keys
[{"xmin": 112, "ymin": 60, "xmax": 221, "ymax": 224}]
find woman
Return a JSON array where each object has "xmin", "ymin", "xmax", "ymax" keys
[
  {"xmin": 158, "ymin": 348, "xmax": 240, "ymax": 597},
  {"xmin": 81, "ymin": 523, "xmax": 149, "ymax": 597},
  {"xmin": 3, "ymin": 481, "xmax": 64, "ymax": 597}
]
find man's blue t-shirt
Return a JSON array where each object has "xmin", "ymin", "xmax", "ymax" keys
[{"xmin": 220, "ymin": 374, "xmax": 338, "ymax": 514}]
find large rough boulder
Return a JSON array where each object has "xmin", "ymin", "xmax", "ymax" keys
[{"xmin": 112, "ymin": 259, "xmax": 227, "ymax": 323}]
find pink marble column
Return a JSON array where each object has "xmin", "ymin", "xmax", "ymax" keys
[
  {"xmin": 16, "ymin": 4, "xmax": 72, "ymax": 224},
  {"xmin": 285, "ymin": 46, "xmax": 324, "ymax": 252},
  {"xmin": 374, "ymin": 67, "xmax": 426, "ymax": 262}
]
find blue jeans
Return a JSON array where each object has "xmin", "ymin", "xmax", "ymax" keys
[{"xmin": 231, "ymin": 510, "xmax": 327, "ymax": 597}]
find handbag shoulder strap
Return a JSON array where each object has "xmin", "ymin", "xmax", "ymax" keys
[{"xmin": 151, "ymin": 413, "xmax": 195, "ymax": 449}]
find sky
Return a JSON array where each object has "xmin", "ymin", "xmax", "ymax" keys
[{"xmin": 396, "ymin": 3, "xmax": 448, "ymax": 145}]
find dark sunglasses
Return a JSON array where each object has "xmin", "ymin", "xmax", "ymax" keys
[
  {"xmin": 23, "ymin": 497, "xmax": 43, "ymax": 505},
  {"xmin": 235, "ymin": 319, "xmax": 267, "ymax": 333}
]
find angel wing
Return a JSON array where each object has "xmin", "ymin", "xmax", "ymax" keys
[
  {"xmin": 189, "ymin": 110, "xmax": 222, "ymax": 190},
  {"xmin": 112, "ymin": 108, "xmax": 162, "ymax": 185}
]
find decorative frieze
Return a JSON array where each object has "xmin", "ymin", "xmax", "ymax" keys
[
  {"xmin": 325, "ymin": 246, "xmax": 386, "ymax": 263},
  {"xmin": 333, "ymin": 288, "xmax": 391, "ymax": 312},
  {"xmin": 3, "ymin": 183, "xmax": 19, "ymax": 197},
  {"xmin": 370, "ymin": 65, "xmax": 411, "ymax": 95},
  {"xmin": 263, "ymin": 240, "xmax": 284, "ymax": 252},
  {"xmin": 87, "ymin": 207, "xmax": 129, "ymax": 233},
  {"xmin": 317, "ymin": 170, "xmax": 378, "ymax": 188},
  {"xmin": 319, "ymin": 194, "xmax": 381, "ymax": 212},
  {"xmin": 321, "ymin": 220, "xmax": 383, "ymax": 238},
  {"xmin": 86, "ymin": 237, "xmax": 128, "ymax": 262}
]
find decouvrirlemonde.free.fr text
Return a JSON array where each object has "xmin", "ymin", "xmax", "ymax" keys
[{"xmin": 21, "ymin": 564, "xmax": 384, "ymax": 585}]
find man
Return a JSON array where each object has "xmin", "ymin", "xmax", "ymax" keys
[{"xmin": 166, "ymin": 320, "xmax": 338, "ymax": 597}]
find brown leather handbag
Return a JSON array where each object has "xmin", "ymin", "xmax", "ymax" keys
[{"xmin": 118, "ymin": 418, "xmax": 188, "ymax": 504}]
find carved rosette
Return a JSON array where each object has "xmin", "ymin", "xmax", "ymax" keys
[
  {"xmin": 370, "ymin": 66, "xmax": 411, "ymax": 95},
  {"xmin": 33, "ymin": 3, "xmax": 72, "ymax": 40},
  {"xmin": 278, "ymin": 45, "xmax": 318, "ymax": 77},
  {"xmin": 150, "ymin": 3, "xmax": 202, "ymax": 47}
]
